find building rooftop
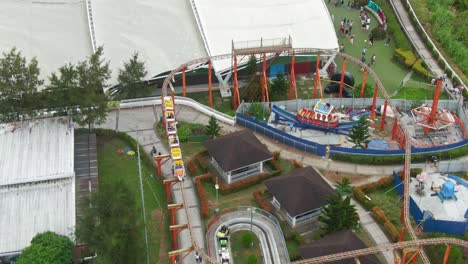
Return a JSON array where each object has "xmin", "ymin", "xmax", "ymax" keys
[
  {"xmin": 203, "ymin": 129, "xmax": 272, "ymax": 172},
  {"xmin": 299, "ymin": 230, "xmax": 380, "ymax": 264},
  {"xmin": 264, "ymin": 166, "xmax": 335, "ymax": 216}
]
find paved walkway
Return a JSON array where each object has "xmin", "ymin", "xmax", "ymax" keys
[{"xmin": 389, "ymin": 0, "xmax": 457, "ymax": 96}]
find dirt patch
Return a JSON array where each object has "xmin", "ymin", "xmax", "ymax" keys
[
  {"xmin": 321, "ymin": 170, "xmax": 372, "ymax": 186},
  {"xmin": 152, "ymin": 209, "xmax": 168, "ymax": 263}
]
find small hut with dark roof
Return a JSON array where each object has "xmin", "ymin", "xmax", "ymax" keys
[
  {"xmin": 203, "ymin": 129, "xmax": 272, "ymax": 184},
  {"xmin": 264, "ymin": 166, "xmax": 335, "ymax": 227},
  {"xmin": 299, "ymin": 229, "xmax": 380, "ymax": 264}
]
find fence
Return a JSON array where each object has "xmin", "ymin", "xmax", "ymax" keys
[
  {"xmin": 392, "ymin": 171, "xmax": 468, "ymax": 235},
  {"xmin": 236, "ymin": 99, "xmax": 468, "ymax": 158}
]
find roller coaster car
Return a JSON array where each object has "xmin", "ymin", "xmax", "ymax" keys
[
  {"xmin": 218, "ymin": 237, "xmax": 228, "ymax": 250},
  {"xmin": 217, "ymin": 225, "xmax": 231, "ymax": 238}
]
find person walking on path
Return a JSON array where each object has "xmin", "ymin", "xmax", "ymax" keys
[
  {"xmin": 340, "ymin": 43, "xmax": 345, "ymax": 53},
  {"xmin": 371, "ymin": 54, "xmax": 376, "ymax": 65},
  {"xmin": 349, "ymin": 35, "xmax": 354, "ymax": 45},
  {"xmin": 362, "ymin": 47, "xmax": 367, "ymax": 56}
]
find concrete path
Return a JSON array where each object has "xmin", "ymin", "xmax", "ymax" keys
[{"xmin": 389, "ymin": 0, "xmax": 457, "ymax": 97}]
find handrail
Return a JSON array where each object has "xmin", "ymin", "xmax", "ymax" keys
[
  {"xmin": 84, "ymin": 0, "xmax": 97, "ymax": 53},
  {"xmin": 404, "ymin": 0, "xmax": 465, "ymax": 89}
]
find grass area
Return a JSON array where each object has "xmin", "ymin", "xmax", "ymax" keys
[
  {"xmin": 286, "ymin": 239, "xmax": 301, "ymax": 261},
  {"xmin": 325, "ymin": 2, "xmax": 416, "ymax": 95},
  {"xmin": 96, "ymin": 135, "xmax": 169, "ymax": 263},
  {"xmin": 367, "ymin": 188, "xmax": 402, "ymax": 229},
  {"xmin": 230, "ymin": 231, "xmax": 263, "ymax": 264},
  {"xmin": 393, "ymin": 86, "xmax": 449, "ymax": 100},
  {"xmin": 186, "ymin": 91, "xmax": 236, "ymax": 116}
]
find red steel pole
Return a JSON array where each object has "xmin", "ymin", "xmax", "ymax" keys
[
  {"xmin": 430, "ymin": 78, "xmax": 442, "ymax": 117},
  {"xmin": 339, "ymin": 59, "xmax": 346, "ymax": 98},
  {"xmin": 262, "ymin": 53, "xmax": 267, "ymax": 102},
  {"xmin": 442, "ymin": 244, "xmax": 451, "ymax": 264},
  {"xmin": 370, "ymin": 84, "xmax": 378, "ymax": 119},
  {"xmin": 380, "ymin": 100, "xmax": 388, "ymax": 131},
  {"xmin": 313, "ymin": 53, "xmax": 321, "ymax": 99},
  {"xmin": 289, "ymin": 52, "xmax": 296, "ymax": 100},
  {"xmin": 233, "ymin": 55, "xmax": 239, "ymax": 110},
  {"xmin": 182, "ymin": 67, "xmax": 187, "ymax": 97},
  {"xmin": 360, "ymin": 70, "xmax": 368, "ymax": 98},
  {"xmin": 208, "ymin": 61, "xmax": 213, "ymax": 108},
  {"xmin": 392, "ymin": 120, "xmax": 398, "ymax": 140}
]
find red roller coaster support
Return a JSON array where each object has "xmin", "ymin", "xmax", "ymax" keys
[
  {"xmin": 262, "ymin": 53, "xmax": 267, "ymax": 102},
  {"xmin": 392, "ymin": 120, "xmax": 398, "ymax": 140},
  {"xmin": 360, "ymin": 70, "xmax": 368, "ymax": 98},
  {"xmin": 423, "ymin": 79, "xmax": 443, "ymax": 134},
  {"xmin": 370, "ymin": 84, "xmax": 379, "ymax": 119},
  {"xmin": 399, "ymin": 226, "xmax": 406, "ymax": 242},
  {"xmin": 182, "ymin": 67, "xmax": 187, "ymax": 97},
  {"xmin": 233, "ymin": 55, "xmax": 240, "ymax": 110},
  {"xmin": 339, "ymin": 59, "xmax": 346, "ymax": 98},
  {"xmin": 289, "ymin": 52, "xmax": 297, "ymax": 100},
  {"xmin": 380, "ymin": 100, "xmax": 388, "ymax": 131},
  {"xmin": 313, "ymin": 53, "xmax": 321, "ymax": 99},
  {"xmin": 208, "ymin": 61, "xmax": 213, "ymax": 108},
  {"xmin": 442, "ymin": 244, "xmax": 451, "ymax": 264},
  {"xmin": 170, "ymin": 208, "xmax": 177, "ymax": 248},
  {"xmin": 171, "ymin": 256, "xmax": 176, "ymax": 264}
]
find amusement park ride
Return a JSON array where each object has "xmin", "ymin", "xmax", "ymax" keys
[{"xmin": 157, "ymin": 43, "xmax": 467, "ymax": 263}]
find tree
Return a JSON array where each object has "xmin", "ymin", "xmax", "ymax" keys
[
  {"xmin": 346, "ymin": 116, "xmax": 371, "ymax": 148},
  {"xmin": 44, "ymin": 63, "xmax": 81, "ymax": 115},
  {"xmin": 353, "ymin": 82, "xmax": 373, "ymax": 98},
  {"xmin": 114, "ymin": 52, "xmax": 149, "ymax": 99},
  {"xmin": 76, "ymin": 179, "xmax": 140, "ymax": 264},
  {"xmin": 205, "ymin": 115, "xmax": 221, "ymax": 138},
  {"xmin": 0, "ymin": 47, "xmax": 43, "ymax": 121},
  {"xmin": 334, "ymin": 177, "xmax": 354, "ymax": 196},
  {"xmin": 246, "ymin": 55, "xmax": 257, "ymax": 75},
  {"xmin": 74, "ymin": 46, "xmax": 111, "ymax": 130},
  {"xmin": 269, "ymin": 72, "xmax": 288, "ymax": 101},
  {"xmin": 17, "ymin": 231, "xmax": 73, "ymax": 264},
  {"xmin": 319, "ymin": 193, "xmax": 359, "ymax": 234}
]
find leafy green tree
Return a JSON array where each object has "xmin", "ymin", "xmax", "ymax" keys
[
  {"xmin": 246, "ymin": 55, "xmax": 257, "ymax": 75},
  {"xmin": 76, "ymin": 179, "xmax": 140, "ymax": 264},
  {"xmin": 74, "ymin": 46, "xmax": 111, "ymax": 130},
  {"xmin": 0, "ymin": 47, "xmax": 43, "ymax": 121},
  {"xmin": 114, "ymin": 52, "xmax": 149, "ymax": 99},
  {"xmin": 205, "ymin": 115, "xmax": 221, "ymax": 138},
  {"xmin": 346, "ymin": 116, "xmax": 371, "ymax": 148},
  {"xmin": 353, "ymin": 83, "xmax": 373, "ymax": 98},
  {"xmin": 44, "ymin": 63, "xmax": 81, "ymax": 115},
  {"xmin": 17, "ymin": 231, "xmax": 73, "ymax": 264},
  {"xmin": 319, "ymin": 193, "xmax": 359, "ymax": 234},
  {"xmin": 269, "ymin": 72, "xmax": 288, "ymax": 101},
  {"xmin": 334, "ymin": 177, "xmax": 354, "ymax": 196}
]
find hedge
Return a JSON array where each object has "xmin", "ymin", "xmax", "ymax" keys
[
  {"xmin": 188, "ymin": 160, "xmax": 198, "ymax": 175},
  {"xmin": 210, "ymin": 171, "xmax": 279, "ymax": 195},
  {"xmin": 253, "ymin": 190, "xmax": 273, "ymax": 213},
  {"xmin": 394, "ymin": 49, "xmax": 431, "ymax": 79},
  {"xmin": 194, "ymin": 174, "xmax": 212, "ymax": 217}
]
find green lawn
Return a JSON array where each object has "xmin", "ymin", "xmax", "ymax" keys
[
  {"xmin": 393, "ymin": 86, "xmax": 448, "ymax": 100},
  {"xmin": 367, "ymin": 188, "xmax": 403, "ymax": 229},
  {"xmin": 186, "ymin": 91, "xmax": 236, "ymax": 116},
  {"xmin": 96, "ymin": 135, "xmax": 169, "ymax": 263},
  {"xmin": 230, "ymin": 231, "xmax": 263, "ymax": 264},
  {"xmin": 325, "ymin": 2, "xmax": 414, "ymax": 95}
]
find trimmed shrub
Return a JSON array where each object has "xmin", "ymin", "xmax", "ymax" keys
[
  {"xmin": 371, "ymin": 27, "xmax": 386, "ymax": 40},
  {"xmin": 413, "ymin": 59, "xmax": 432, "ymax": 79},
  {"xmin": 383, "ymin": 220, "xmax": 400, "ymax": 242},
  {"xmin": 194, "ymin": 150, "xmax": 209, "ymax": 171},
  {"xmin": 272, "ymin": 151, "xmax": 280, "ymax": 160},
  {"xmin": 372, "ymin": 206, "xmax": 389, "ymax": 223},
  {"xmin": 194, "ymin": 176, "xmax": 210, "ymax": 217},
  {"xmin": 253, "ymin": 190, "xmax": 273, "ymax": 212},
  {"xmin": 394, "ymin": 49, "xmax": 417, "ymax": 67},
  {"xmin": 353, "ymin": 188, "xmax": 375, "ymax": 210},
  {"xmin": 292, "ymin": 160, "xmax": 304, "ymax": 168}
]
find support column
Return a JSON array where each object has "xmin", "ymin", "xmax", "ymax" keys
[
  {"xmin": 233, "ymin": 55, "xmax": 240, "ymax": 110},
  {"xmin": 392, "ymin": 120, "xmax": 398, "ymax": 140},
  {"xmin": 380, "ymin": 100, "xmax": 388, "ymax": 131},
  {"xmin": 339, "ymin": 59, "xmax": 346, "ymax": 98},
  {"xmin": 442, "ymin": 244, "xmax": 451, "ymax": 264},
  {"xmin": 289, "ymin": 52, "xmax": 297, "ymax": 100},
  {"xmin": 208, "ymin": 61, "xmax": 213, "ymax": 108},
  {"xmin": 360, "ymin": 70, "xmax": 368, "ymax": 98},
  {"xmin": 182, "ymin": 67, "xmax": 187, "ymax": 97},
  {"xmin": 313, "ymin": 53, "xmax": 321, "ymax": 99},
  {"xmin": 262, "ymin": 53, "xmax": 267, "ymax": 102},
  {"xmin": 370, "ymin": 84, "xmax": 379, "ymax": 119},
  {"xmin": 399, "ymin": 226, "xmax": 406, "ymax": 242}
]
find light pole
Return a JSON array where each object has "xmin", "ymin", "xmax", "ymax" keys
[{"xmin": 215, "ymin": 177, "xmax": 219, "ymax": 213}]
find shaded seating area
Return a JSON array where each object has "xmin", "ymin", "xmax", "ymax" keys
[
  {"xmin": 299, "ymin": 229, "xmax": 380, "ymax": 264},
  {"xmin": 203, "ymin": 129, "xmax": 272, "ymax": 184},
  {"xmin": 264, "ymin": 166, "xmax": 335, "ymax": 227}
]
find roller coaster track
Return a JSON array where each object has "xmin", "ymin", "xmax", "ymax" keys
[{"xmin": 161, "ymin": 49, "xmax": 466, "ymax": 263}]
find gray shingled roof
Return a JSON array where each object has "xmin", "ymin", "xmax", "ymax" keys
[
  {"xmin": 264, "ymin": 166, "xmax": 335, "ymax": 216},
  {"xmin": 299, "ymin": 230, "xmax": 381, "ymax": 264},
  {"xmin": 203, "ymin": 129, "xmax": 272, "ymax": 172}
]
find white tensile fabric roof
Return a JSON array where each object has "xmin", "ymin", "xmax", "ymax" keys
[
  {"xmin": 0, "ymin": 0, "xmax": 337, "ymax": 85},
  {"xmin": 194, "ymin": 0, "xmax": 339, "ymax": 72},
  {"xmin": 0, "ymin": 117, "xmax": 75, "ymax": 255},
  {"xmin": 0, "ymin": 0, "xmax": 92, "ymax": 84}
]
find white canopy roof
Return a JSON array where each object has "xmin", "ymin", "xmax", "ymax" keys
[{"xmin": 193, "ymin": 0, "xmax": 339, "ymax": 72}]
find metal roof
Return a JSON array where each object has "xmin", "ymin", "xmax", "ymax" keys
[{"xmin": 0, "ymin": 117, "xmax": 75, "ymax": 255}]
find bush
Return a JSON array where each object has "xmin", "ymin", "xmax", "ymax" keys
[
  {"xmin": 353, "ymin": 188, "xmax": 375, "ymax": 210},
  {"xmin": 188, "ymin": 160, "xmax": 198, "ymax": 175},
  {"xmin": 292, "ymin": 160, "xmax": 304, "ymax": 168},
  {"xmin": 272, "ymin": 151, "xmax": 280, "ymax": 160},
  {"xmin": 383, "ymin": 220, "xmax": 400, "ymax": 242},
  {"xmin": 412, "ymin": 59, "xmax": 432, "ymax": 79},
  {"xmin": 195, "ymin": 176, "xmax": 209, "ymax": 217},
  {"xmin": 371, "ymin": 27, "xmax": 386, "ymax": 40},
  {"xmin": 242, "ymin": 233, "xmax": 254, "ymax": 248},
  {"xmin": 394, "ymin": 49, "xmax": 417, "ymax": 67},
  {"xmin": 253, "ymin": 190, "xmax": 273, "ymax": 212},
  {"xmin": 372, "ymin": 0, "xmax": 412, "ymax": 50},
  {"xmin": 214, "ymin": 172, "xmax": 277, "ymax": 195}
]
